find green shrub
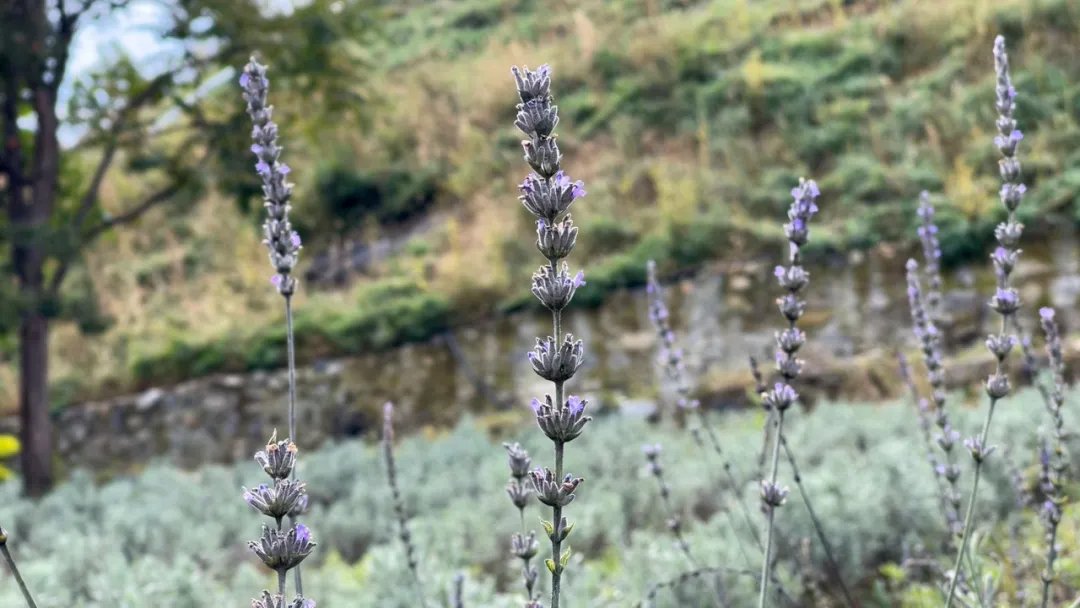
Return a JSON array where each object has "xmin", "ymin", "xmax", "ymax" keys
[{"xmin": 2, "ymin": 387, "xmax": 1075, "ymax": 606}]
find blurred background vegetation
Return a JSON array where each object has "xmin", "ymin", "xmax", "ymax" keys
[{"xmin": 1, "ymin": 0, "xmax": 1077, "ymax": 414}]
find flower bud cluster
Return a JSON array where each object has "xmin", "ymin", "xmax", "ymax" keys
[
  {"xmin": 645, "ymin": 261, "xmax": 699, "ymax": 410},
  {"xmin": 766, "ymin": 178, "xmax": 820, "ymax": 414},
  {"xmin": 531, "ymin": 395, "xmax": 591, "ymax": 443},
  {"xmin": 530, "ymin": 468, "xmax": 584, "ymax": 508},
  {"xmin": 915, "ymin": 191, "xmax": 944, "ymax": 318},
  {"xmin": 244, "ymin": 433, "xmax": 315, "ymax": 603},
  {"xmin": 241, "ymin": 58, "xmax": 302, "ymax": 296},
  {"xmin": 504, "ymin": 442, "xmax": 540, "ymax": 603}
]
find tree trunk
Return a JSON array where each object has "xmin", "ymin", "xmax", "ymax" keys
[{"xmin": 18, "ymin": 310, "xmax": 51, "ymax": 497}]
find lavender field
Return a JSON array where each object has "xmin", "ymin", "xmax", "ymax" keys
[{"xmin": 0, "ymin": 1, "xmax": 1078, "ymax": 607}]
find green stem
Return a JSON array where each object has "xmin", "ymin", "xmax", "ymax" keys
[
  {"xmin": 549, "ymin": 262, "xmax": 567, "ymax": 608},
  {"xmin": 696, "ymin": 408, "xmax": 762, "ymax": 551},
  {"xmin": 944, "ymin": 399, "xmax": 997, "ymax": 607},
  {"xmin": 284, "ymin": 295, "xmax": 304, "ymax": 596},
  {"xmin": 0, "ymin": 543, "xmax": 38, "ymax": 608},
  {"xmin": 779, "ymin": 435, "xmax": 855, "ymax": 608},
  {"xmin": 758, "ymin": 410, "xmax": 786, "ymax": 608},
  {"xmin": 551, "ymin": 439, "xmax": 564, "ymax": 608},
  {"xmin": 1040, "ymin": 523, "xmax": 1060, "ymax": 608}
]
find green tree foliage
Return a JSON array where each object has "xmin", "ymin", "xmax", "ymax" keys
[{"xmin": 0, "ymin": 0, "xmax": 379, "ymax": 495}]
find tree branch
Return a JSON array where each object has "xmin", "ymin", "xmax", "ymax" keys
[
  {"xmin": 48, "ymin": 144, "xmax": 208, "ymax": 294},
  {"xmin": 71, "ymin": 71, "xmax": 175, "ymax": 230},
  {"xmin": 48, "ymin": 180, "xmax": 179, "ymax": 293}
]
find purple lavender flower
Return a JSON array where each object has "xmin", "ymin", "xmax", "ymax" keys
[
  {"xmin": 249, "ymin": 523, "xmax": 316, "ymax": 572},
  {"xmin": 759, "ymin": 178, "xmax": 820, "ymax": 607},
  {"xmin": 512, "ymin": 63, "xmax": 588, "ymax": 608},
  {"xmin": 916, "ymin": 191, "xmax": 944, "ymax": 318},
  {"xmin": 241, "ymin": 58, "xmax": 302, "ymax": 296},
  {"xmin": 945, "ymin": 35, "xmax": 1030, "ymax": 607},
  {"xmin": 240, "ymin": 57, "xmax": 313, "ymax": 608},
  {"xmin": 1036, "ymin": 306, "xmax": 1068, "ymax": 604}
]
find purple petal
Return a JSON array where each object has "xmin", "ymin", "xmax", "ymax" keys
[
  {"xmin": 567, "ymin": 395, "xmax": 584, "ymax": 415},
  {"xmin": 279, "ymin": 163, "xmax": 292, "ymax": 175},
  {"xmin": 295, "ymin": 524, "xmax": 310, "ymax": 544},
  {"xmin": 239, "ymin": 72, "xmax": 250, "ymax": 88},
  {"xmin": 572, "ymin": 270, "xmax": 586, "ymax": 288},
  {"xmin": 1039, "ymin": 307, "xmax": 1055, "ymax": 321},
  {"xmin": 571, "ymin": 181, "xmax": 586, "ymax": 199}
]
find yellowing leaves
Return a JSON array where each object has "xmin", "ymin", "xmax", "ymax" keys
[{"xmin": 0, "ymin": 434, "xmax": 19, "ymax": 481}]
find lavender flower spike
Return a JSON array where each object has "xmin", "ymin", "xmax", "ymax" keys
[
  {"xmin": 383, "ymin": 403, "xmax": 429, "ymax": 607},
  {"xmin": 759, "ymin": 177, "xmax": 820, "ymax": 608},
  {"xmin": 240, "ymin": 57, "xmax": 312, "ymax": 606},
  {"xmin": 905, "ymin": 259, "xmax": 962, "ymax": 542},
  {"xmin": 1037, "ymin": 307, "xmax": 1068, "ymax": 608},
  {"xmin": 945, "ymin": 35, "xmax": 1028, "ymax": 606},
  {"xmin": 241, "ymin": 59, "xmax": 302, "ymax": 297},
  {"xmin": 513, "ymin": 63, "xmax": 589, "ymax": 608}
]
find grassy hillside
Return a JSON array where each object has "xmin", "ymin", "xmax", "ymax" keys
[{"xmin": 5, "ymin": 0, "xmax": 1079, "ymax": 410}]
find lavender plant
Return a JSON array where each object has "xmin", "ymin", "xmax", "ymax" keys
[
  {"xmin": 642, "ymin": 444, "xmax": 699, "ymax": 569},
  {"xmin": 383, "ymin": 402, "xmax": 429, "ymax": 607},
  {"xmin": 240, "ymin": 57, "xmax": 315, "ymax": 608},
  {"xmin": 750, "ymin": 355, "xmax": 852, "ymax": 606},
  {"xmin": 905, "ymin": 260, "xmax": 963, "ymax": 543},
  {"xmin": 504, "ymin": 442, "xmax": 540, "ymax": 604},
  {"xmin": 512, "ymin": 63, "xmax": 591, "ymax": 608},
  {"xmin": 758, "ymin": 178, "xmax": 820, "ymax": 608},
  {"xmin": 0, "ymin": 525, "xmax": 37, "ymax": 608},
  {"xmin": 1036, "ymin": 307, "xmax": 1068, "ymax": 607},
  {"xmin": 645, "ymin": 260, "xmax": 758, "ymax": 556},
  {"xmin": 944, "ymin": 35, "xmax": 1027, "ymax": 606}
]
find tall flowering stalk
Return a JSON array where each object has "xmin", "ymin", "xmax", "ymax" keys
[
  {"xmin": 646, "ymin": 260, "xmax": 758, "ymax": 554},
  {"xmin": 1037, "ymin": 307, "xmax": 1067, "ymax": 608},
  {"xmin": 240, "ymin": 58, "xmax": 315, "ymax": 608},
  {"xmin": 383, "ymin": 403, "xmax": 429, "ymax": 607},
  {"xmin": 905, "ymin": 261, "xmax": 963, "ymax": 543},
  {"xmin": 512, "ymin": 64, "xmax": 591, "ymax": 608},
  {"xmin": 945, "ymin": 35, "xmax": 1027, "ymax": 606},
  {"xmin": 758, "ymin": 178, "xmax": 820, "ymax": 608},
  {"xmin": 0, "ymin": 525, "xmax": 37, "ymax": 608}
]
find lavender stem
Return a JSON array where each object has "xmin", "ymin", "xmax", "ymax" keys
[
  {"xmin": 758, "ymin": 410, "xmax": 785, "ymax": 608},
  {"xmin": 0, "ymin": 530, "xmax": 37, "ymax": 608},
  {"xmin": 777, "ymin": 435, "xmax": 855, "ymax": 607}
]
